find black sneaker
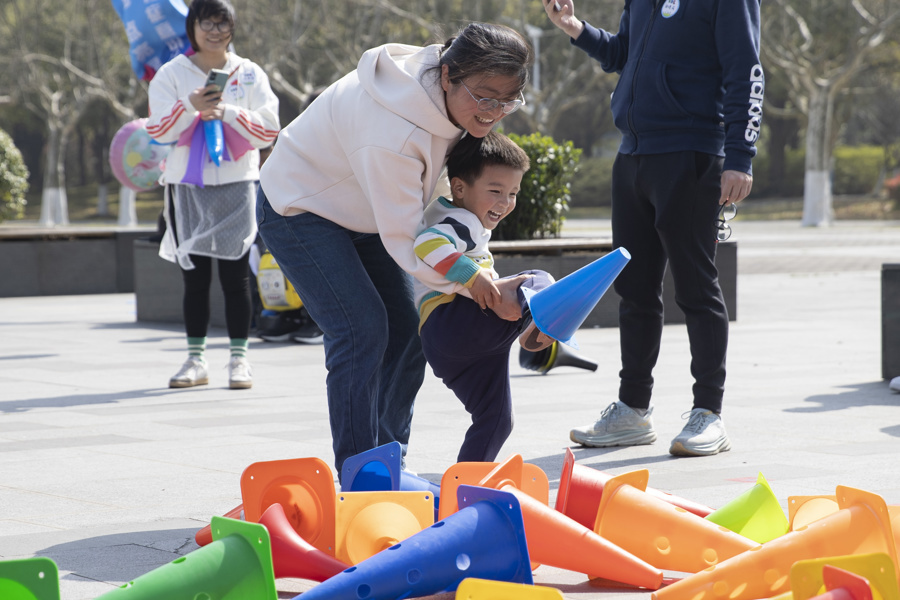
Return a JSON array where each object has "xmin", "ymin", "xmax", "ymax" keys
[
  {"xmin": 292, "ymin": 319, "xmax": 324, "ymax": 344},
  {"xmin": 257, "ymin": 311, "xmax": 303, "ymax": 342}
]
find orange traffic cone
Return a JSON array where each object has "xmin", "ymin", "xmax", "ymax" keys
[
  {"xmin": 788, "ymin": 495, "xmax": 839, "ymax": 531},
  {"xmin": 438, "ymin": 456, "xmax": 549, "ymax": 521},
  {"xmin": 593, "ymin": 470, "xmax": 757, "ymax": 573},
  {"xmin": 240, "ymin": 457, "xmax": 336, "ymax": 555},
  {"xmin": 334, "ymin": 491, "xmax": 435, "ymax": 565},
  {"xmin": 195, "ymin": 503, "xmax": 244, "ymax": 547},
  {"xmin": 555, "ymin": 448, "xmax": 713, "ymax": 529},
  {"xmin": 651, "ymin": 486, "xmax": 900, "ymax": 600},
  {"xmin": 258, "ymin": 503, "xmax": 349, "ymax": 581},
  {"xmin": 0, "ymin": 557, "xmax": 59, "ymax": 600},
  {"xmin": 498, "ymin": 481, "xmax": 663, "ymax": 589}
]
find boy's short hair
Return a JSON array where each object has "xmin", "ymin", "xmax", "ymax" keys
[{"xmin": 447, "ymin": 131, "xmax": 530, "ymax": 185}]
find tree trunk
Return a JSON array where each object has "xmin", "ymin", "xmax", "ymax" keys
[
  {"xmin": 118, "ymin": 187, "xmax": 138, "ymax": 227},
  {"xmin": 802, "ymin": 85, "xmax": 834, "ymax": 226},
  {"xmin": 38, "ymin": 122, "xmax": 70, "ymax": 226}
]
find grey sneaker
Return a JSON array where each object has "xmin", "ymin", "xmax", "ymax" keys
[
  {"xmin": 669, "ymin": 408, "xmax": 732, "ymax": 456},
  {"xmin": 227, "ymin": 356, "xmax": 253, "ymax": 389},
  {"xmin": 891, "ymin": 376, "xmax": 900, "ymax": 393},
  {"xmin": 570, "ymin": 401, "xmax": 657, "ymax": 447},
  {"xmin": 169, "ymin": 356, "xmax": 209, "ymax": 388}
]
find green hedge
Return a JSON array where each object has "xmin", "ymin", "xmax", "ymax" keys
[
  {"xmin": 568, "ymin": 145, "xmax": 886, "ymax": 202},
  {"xmin": 0, "ymin": 127, "xmax": 29, "ymax": 223},
  {"xmin": 494, "ymin": 132, "xmax": 582, "ymax": 241},
  {"xmin": 754, "ymin": 145, "xmax": 884, "ymax": 197}
]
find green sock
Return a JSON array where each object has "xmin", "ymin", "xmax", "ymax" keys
[
  {"xmin": 187, "ymin": 337, "xmax": 206, "ymax": 360},
  {"xmin": 230, "ymin": 338, "xmax": 249, "ymax": 359}
]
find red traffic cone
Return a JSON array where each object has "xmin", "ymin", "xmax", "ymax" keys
[
  {"xmin": 258, "ymin": 503, "xmax": 349, "ymax": 581},
  {"xmin": 195, "ymin": 503, "xmax": 244, "ymax": 547}
]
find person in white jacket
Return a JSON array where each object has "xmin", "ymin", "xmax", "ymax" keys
[
  {"xmin": 146, "ymin": 0, "xmax": 279, "ymax": 391},
  {"xmin": 257, "ymin": 22, "xmax": 532, "ymax": 477}
]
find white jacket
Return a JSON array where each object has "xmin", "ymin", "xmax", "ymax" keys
[
  {"xmin": 259, "ymin": 43, "xmax": 466, "ymax": 295},
  {"xmin": 146, "ymin": 53, "xmax": 280, "ymax": 185}
]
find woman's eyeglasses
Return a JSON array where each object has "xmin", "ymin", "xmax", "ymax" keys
[
  {"xmin": 460, "ymin": 82, "xmax": 525, "ymax": 115},
  {"xmin": 198, "ymin": 20, "xmax": 233, "ymax": 34},
  {"xmin": 716, "ymin": 204, "xmax": 737, "ymax": 242}
]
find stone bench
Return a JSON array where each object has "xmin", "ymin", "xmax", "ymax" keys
[
  {"xmin": 133, "ymin": 237, "xmax": 737, "ymax": 330},
  {"xmin": 0, "ymin": 227, "xmax": 154, "ymax": 297}
]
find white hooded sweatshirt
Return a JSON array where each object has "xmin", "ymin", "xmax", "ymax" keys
[{"xmin": 259, "ymin": 43, "xmax": 467, "ymax": 295}]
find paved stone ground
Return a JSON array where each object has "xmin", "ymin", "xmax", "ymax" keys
[{"xmin": 1, "ymin": 218, "xmax": 900, "ymax": 599}]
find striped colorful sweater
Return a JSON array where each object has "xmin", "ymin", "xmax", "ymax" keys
[{"xmin": 413, "ymin": 196, "xmax": 498, "ymax": 328}]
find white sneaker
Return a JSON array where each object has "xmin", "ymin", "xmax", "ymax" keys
[
  {"xmin": 570, "ymin": 401, "xmax": 657, "ymax": 447},
  {"xmin": 890, "ymin": 376, "xmax": 900, "ymax": 393},
  {"xmin": 227, "ymin": 356, "xmax": 253, "ymax": 389},
  {"xmin": 169, "ymin": 356, "xmax": 209, "ymax": 388},
  {"xmin": 669, "ymin": 408, "xmax": 731, "ymax": 456}
]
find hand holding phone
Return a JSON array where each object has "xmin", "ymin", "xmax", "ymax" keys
[{"xmin": 205, "ymin": 68, "xmax": 229, "ymax": 93}]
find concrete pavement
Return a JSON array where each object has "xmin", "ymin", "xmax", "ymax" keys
[{"xmin": 1, "ymin": 218, "xmax": 900, "ymax": 599}]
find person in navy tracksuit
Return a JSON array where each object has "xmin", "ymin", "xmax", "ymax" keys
[{"xmin": 543, "ymin": 0, "xmax": 764, "ymax": 456}]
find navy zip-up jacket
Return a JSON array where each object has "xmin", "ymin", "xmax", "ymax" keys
[{"xmin": 572, "ymin": 0, "xmax": 763, "ymax": 174}]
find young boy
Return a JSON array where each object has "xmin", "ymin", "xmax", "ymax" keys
[{"xmin": 414, "ymin": 131, "xmax": 556, "ymax": 463}]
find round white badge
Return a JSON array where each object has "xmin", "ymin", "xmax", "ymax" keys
[{"xmin": 661, "ymin": 0, "xmax": 680, "ymax": 18}]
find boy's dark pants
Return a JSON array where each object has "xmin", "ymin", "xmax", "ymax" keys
[{"xmin": 420, "ymin": 270, "xmax": 554, "ymax": 462}]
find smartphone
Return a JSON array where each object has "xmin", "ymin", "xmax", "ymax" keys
[{"xmin": 205, "ymin": 68, "xmax": 229, "ymax": 92}]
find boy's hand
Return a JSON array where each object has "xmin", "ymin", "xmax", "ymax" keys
[
  {"xmin": 492, "ymin": 274, "xmax": 535, "ymax": 321},
  {"xmin": 468, "ymin": 270, "xmax": 501, "ymax": 311}
]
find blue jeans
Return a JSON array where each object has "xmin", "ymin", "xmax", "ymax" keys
[{"xmin": 256, "ymin": 189, "xmax": 425, "ymax": 478}]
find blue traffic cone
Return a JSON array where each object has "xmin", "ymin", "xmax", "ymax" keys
[
  {"xmin": 0, "ymin": 557, "xmax": 59, "ymax": 600},
  {"xmin": 342, "ymin": 441, "xmax": 441, "ymax": 521},
  {"xmin": 521, "ymin": 247, "xmax": 631, "ymax": 348},
  {"xmin": 291, "ymin": 486, "xmax": 532, "ymax": 600}
]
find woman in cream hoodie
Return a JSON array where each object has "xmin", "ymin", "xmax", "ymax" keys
[{"xmin": 257, "ymin": 22, "xmax": 532, "ymax": 477}]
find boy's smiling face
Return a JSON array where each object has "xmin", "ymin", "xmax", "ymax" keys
[{"xmin": 451, "ymin": 165, "xmax": 523, "ymax": 230}]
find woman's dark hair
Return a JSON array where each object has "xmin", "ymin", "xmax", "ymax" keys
[
  {"xmin": 436, "ymin": 23, "xmax": 532, "ymax": 93},
  {"xmin": 185, "ymin": 0, "xmax": 236, "ymax": 52},
  {"xmin": 447, "ymin": 131, "xmax": 530, "ymax": 185}
]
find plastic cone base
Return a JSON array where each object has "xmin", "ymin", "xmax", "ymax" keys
[
  {"xmin": 335, "ymin": 491, "xmax": 434, "ymax": 565},
  {"xmin": 240, "ymin": 457, "xmax": 336, "ymax": 555},
  {"xmin": 0, "ymin": 557, "xmax": 59, "ymax": 600}
]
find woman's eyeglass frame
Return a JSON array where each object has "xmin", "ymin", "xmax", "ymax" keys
[
  {"xmin": 198, "ymin": 19, "xmax": 234, "ymax": 34},
  {"xmin": 716, "ymin": 203, "xmax": 738, "ymax": 242},
  {"xmin": 459, "ymin": 82, "xmax": 525, "ymax": 115}
]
